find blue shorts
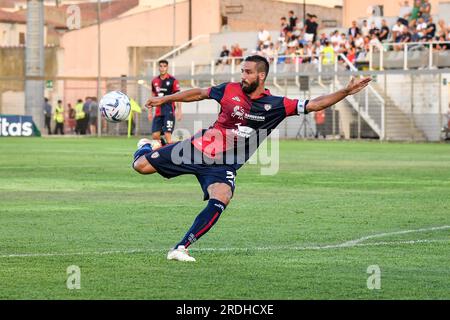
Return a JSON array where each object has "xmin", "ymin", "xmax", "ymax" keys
[
  {"xmin": 145, "ymin": 139, "xmax": 237, "ymax": 200},
  {"xmin": 152, "ymin": 113, "xmax": 175, "ymax": 134}
]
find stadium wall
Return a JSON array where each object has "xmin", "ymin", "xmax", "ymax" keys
[
  {"xmin": 220, "ymin": 0, "xmax": 342, "ymax": 31},
  {"xmin": 60, "ymin": 0, "xmax": 221, "ymax": 78},
  {"xmin": 0, "ymin": 47, "xmax": 59, "ymax": 115},
  {"xmin": 342, "ymin": 0, "xmax": 441, "ymax": 27}
]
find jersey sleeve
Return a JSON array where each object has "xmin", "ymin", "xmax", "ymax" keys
[
  {"xmin": 283, "ymin": 97, "xmax": 309, "ymax": 116},
  {"xmin": 172, "ymin": 79, "xmax": 180, "ymax": 93},
  {"xmin": 207, "ymin": 82, "xmax": 228, "ymax": 103}
]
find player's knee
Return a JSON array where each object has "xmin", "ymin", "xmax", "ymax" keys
[
  {"xmin": 152, "ymin": 132, "xmax": 160, "ymax": 140},
  {"xmin": 208, "ymin": 183, "xmax": 232, "ymax": 205},
  {"xmin": 133, "ymin": 156, "xmax": 155, "ymax": 175}
]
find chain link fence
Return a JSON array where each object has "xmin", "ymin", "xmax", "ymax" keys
[{"xmin": 0, "ymin": 68, "xmax": 449, "ymax": 141}]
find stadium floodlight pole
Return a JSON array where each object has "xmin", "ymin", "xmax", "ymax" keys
[
  {"xmin": 97, "ymin": 0, "xmax": 102, "ymax": 137},
  {"xmin": 25, "ymin": 0, "xmax": 45, "ymax": 133},
  {"xmin": 303, "ymin": 0, "xmax": 306, "ymax": 27},
  {"xmin": 173, "ymin": 0, "xmax": 176, "ymax": 50},
  {"xmin": 189, "ymin": 0, "xmax": 192, "ymax": 41}
]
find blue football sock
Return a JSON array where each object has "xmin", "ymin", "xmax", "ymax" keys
[{"xmin": 176, "ymin": 199, "xmax": 227, "ymax": 249}]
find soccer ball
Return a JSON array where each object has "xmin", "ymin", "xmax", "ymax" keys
[{"xmin": 99, "ymin": 91, "xmax": 131, "ymax": 122}]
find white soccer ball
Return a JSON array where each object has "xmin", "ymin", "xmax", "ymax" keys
[{"xmin": 99, "ymin": 91, "xmax": 131, "ymax": 122}]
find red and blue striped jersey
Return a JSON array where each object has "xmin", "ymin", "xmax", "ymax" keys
[
  {"xmin": 191, "ymin": 82, "xmax": 309, "ymax": 166},
  {"xmin": 151, "ymin": 74, "xmax": 180, "ymax": 117}
]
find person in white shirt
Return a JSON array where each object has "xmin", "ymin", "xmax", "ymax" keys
[
  {"xmin": 361, "ymin": 20, "xmax": 370, "ymax": 37},
  {"xmin": 354, "ymin": 33, "xmax": 364, "ymax": 49},
  {"xmin": 416, "ymin": 17, "xmax": 427, "ymax": 39},
  {"xmin": 258, "ymin": 28, "xmax": 272, "ymax": 46},
  {"xmin": 392, "ymin": 19, "xmax": 406, "ymax": 41}
]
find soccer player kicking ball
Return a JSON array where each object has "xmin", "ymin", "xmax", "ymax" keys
[{"xmin": 133, "ymin": 55, "xmax": 371, "ymax": 262}]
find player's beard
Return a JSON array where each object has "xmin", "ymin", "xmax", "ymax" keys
[{"xmin": 241, "ymin": 78, "xmax": 259, "ymax": 94}]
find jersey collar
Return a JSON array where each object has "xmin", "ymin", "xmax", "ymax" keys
[
  {"xmin": 249, "ymin": 88, "xmax": 271, "ymax": 100},
  {"xmin": 159, "ymin": 73, "xmax": 170, "ymax": 80}
]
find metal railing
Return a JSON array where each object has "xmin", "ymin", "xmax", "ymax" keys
[
  {"xmin": 369, "ymin": 41, "xmax": 450, "ymax": 70},
  {"xmin": 338, "ymin": 53, "xmax": 386, "ymax": 140},
  {"xmin": 144, "ymin": 34, "xmax": 210, "ymax": 76}
]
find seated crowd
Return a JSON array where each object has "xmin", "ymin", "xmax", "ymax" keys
[{"xmin": 216, "ymin": 1, "xmax": 450, "ymax": 68}]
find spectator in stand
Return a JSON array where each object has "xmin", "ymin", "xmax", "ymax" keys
[
  {"xmin": 348, "ymin": 20, "xmax": 361, "ymax": 38},
  {"xmin": 321, "ymin": 40, "xmax": 335, "ymax": 65},
  {"xmin": 379, "ymin": 19, "xmax": 390, "ymax": 42},
  {"xmin": 347, "ymin": 44, "xmax": 357, "ymax": 65},
  {"xmin": 354, "ymin": 33, "xmax": 364, "ymax": 49},
  {"xmin": 275, "ymin": 40, "xmax": 287, "ymax": 63},
  {"xmin": 420, "ymin": 0, "xmax": 431, "ymax": 22},
  {"xmin": 319, "ymin": 32, "xmax": 328, "ymax": 46},
  {"xmin": 415, "ymin": 17, "xmax": 428, "ymax": 40},
  {"xmin": 288, "ymin": 10, "xmax": 297, "ymax": 32},
  {"xmin": 330, "ymin": 30, "xmax": 342, "ymax": 51},
  {"xmin": 304, "ymin": 14, "xmax": 319, "ymax": 42},
  {"xmin": 280, "ymin": 17, "xmax": 289, "ymax": 39},
  {"xmin": 398, "ymin": 0, "xmax": 412, "ymax": 26},
  {"xmin": 369, "ymin": 22, "xmax": 380, "ymax": 38},
  {"xmin": 369, "ymin": 33, "xmax": 381, "ymax": 48},
  {"xmin": 258, "ymin": 27, "xmax": 272, "ymax": 47},
  {"xmin": 361, "ymin": 20, "xmax": 370, "ymax": 37},
  {"xmin": 216, "ymin": 45, "xmax": 230, "ymax": 66},
  {"xmin": 425, "ymin": 17, "xmax": 436, "ymax": 40},
  {"xmin": 437, "ymin": 19, "xmax": 449, "ymax": 39},
  {"xmin": 395, "ymin": 27, "xmax": 412, "ymax": 50},
  {"xmin": 393, "ymin": 19, "xmax": 406, "ymax": 42},
  {"xmin": 262, "ymin": 42, "xmax": 276, "ymax": 62},
  {"xmin": 302, "ymin": 41, "xmax": 313, "ymax": 63},
  {"xmin": 435, "ymin": 35, "xmax": 450, "ymax": 50},
  {"xmin": 231, "ymin": 43, "xmax": 244, "ymax": 65},
  {"xmin": 409, "ymin": 0, "xmax": 421, "ymax": 25},
  {"xmin": 363, "ymin": 35, "xmax": 371, "ymax": 52}
]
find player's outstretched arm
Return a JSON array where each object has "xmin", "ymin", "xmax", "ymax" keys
[
  {"xmin": 306, "ymin": 77, "xmax": 371, "ymax": 113},
  {"xmin": 145, "ymin": 88, "xmax": 209, "ymax": 108}
]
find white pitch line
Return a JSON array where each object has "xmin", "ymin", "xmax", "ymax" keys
[
  {"xmin": 338, "ymin": 225, "xmax": 450, "ymax": 248},
  {"xmin": 0, "ymin": 226, "xmax": 449, "ymax": 259}
]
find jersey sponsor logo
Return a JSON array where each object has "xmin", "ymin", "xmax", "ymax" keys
[
  {"xmin": 232, "ymin": 123, "xmax": 255, "ymax": 138},
  {"xmin": 244, "ymin": 114, "xmax": 265, "ymax": 121},
  {"xmin": 264, "ymin": 104, "xmax": 272, "ymax": 111},
  {"xmin": 166, "ymin": 81, "xmax": 170, "ymax": 86},
  {"xmin": 231, "ymin": 105, "xmax": 245, "ymax": 120}
]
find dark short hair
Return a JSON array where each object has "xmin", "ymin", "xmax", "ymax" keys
[
  {"xmin": 158, "ymin": 59, "xmax": 169, "ymax": 65},
  {"xmin": 57, "ymin": 100, "xmax": 62, "ymax": 103},
  {"xmin": 244, "ymin": 55, "xmax": 270, "ymax": 80}
]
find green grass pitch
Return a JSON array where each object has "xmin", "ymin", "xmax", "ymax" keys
[{"xmin": 0, "ymin": 137, "xmax": 449, "ymax": 299}]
